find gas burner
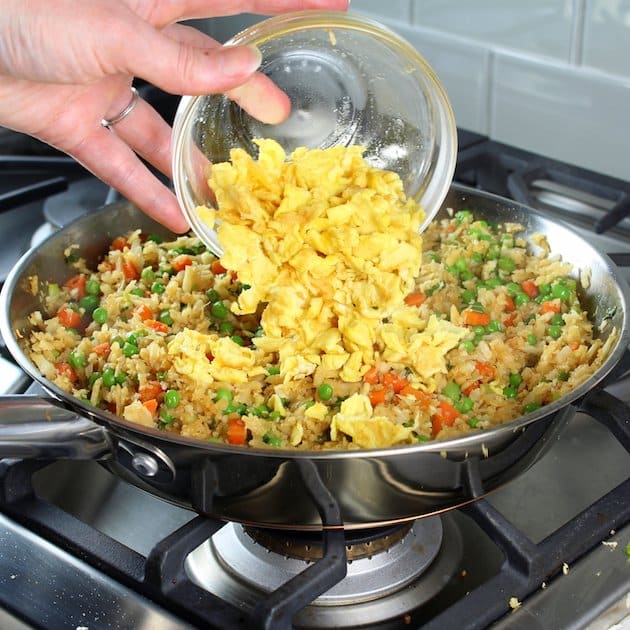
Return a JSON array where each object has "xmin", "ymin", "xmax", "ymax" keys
[{"xmin": 185, "ymin": 517, "xmax": 462, "ymax": 628}]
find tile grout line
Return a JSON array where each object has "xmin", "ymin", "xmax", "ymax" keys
[{"xmin": 569, "ymin": 0, "xmax": 587, "ymax": 66}]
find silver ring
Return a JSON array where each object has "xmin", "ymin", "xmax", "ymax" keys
[{"xmin": 101, "ymin": 87, "xmax": 139, "ymax": 129}]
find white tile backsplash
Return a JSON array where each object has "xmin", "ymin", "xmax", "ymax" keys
[
  {"xmin": 583, "ymin": 0, "xmax": 630, "ymax": 78},
  {"xmin": 407, "ymin": 0, "xmax": 577, "ymax": 62},
  {"xmin": 491, "ymin": 51, "xmax": 630, "ymax": 181}
]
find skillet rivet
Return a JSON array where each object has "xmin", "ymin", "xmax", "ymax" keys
[{"xmin": 131, "ymin": 453, "xmax": 159, "ymax": 477}]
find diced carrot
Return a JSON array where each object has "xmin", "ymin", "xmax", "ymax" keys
[
  {"xmin": 504, "ymin": 313, "xmax": 517, "ymax": 327},
  {"xmin": 226, "ymin": 417, "xmax": 247, "ymax": 445},
  {"xmin": 206, "ymin": 352, "xmax": 214, "ymax": 362},
  {"xmin": 64, "ymin": 274, "xmax": 87, "ymax": 299},
  {"xmin": 399, "ymin": 384, "xmax": 432, "ymax": 407},
  {"xmin": 139, "ymin": 381, "xmax": 163, "ymax": 402},
  {"xmin": 504, "ymin": 295, "xmax": 515, "ymax": 312},
  {"xmin": 211, "ymin": 260, "xmax": 227, "ymax": 275},
  {"xmin": 431, "ymin": 401, "xmax": 460, "ymax": 436},
  {"xmin": 475, "ymin": 361, "xmax": 495, "ymax": 380},
  {"xmin": 368, "ymin": 387, "xmax": 387, "ymax": 406},
  {"xmin": 569, "ymin": 342, "xmax": 580, "ymax": 350},
  {"xmin": 382, "ymin": 371, "xmax": 407, "ymax": 393},
  {"xmin": 122, "ymin": 260, "xmax": 140, "ymax": 281},
  {"xmin": 541, "ymin": 301, "xmax": 561, "ymax": 314},
  {"xmin": 133, "ymin": 304, "xmax": 153, "ymax": 321},
  {"xmin": 463, "ymin": 381, "xmax": 480, "ymax": 396},
  {"xmin": 143, "ymin": 399, "xmax": 158, "ymax": 415},
  {"xmin": 145, "ymin": 319, "xmax": 170, "ymax": 333},
  {"xmin": 111, "ymin": 236, "xmax": 128, "ymax": 251},
  {"xmin": 57, "ymin": 307, "xmax": 82, "ymax": 329},
  {"xmin": 92, "ymin": 342, "xmax": 111, "ymax": 356},
  {"xmin": 404, "ymin": 292, "xmax": 426, "ymax": 307},
  {"xmin": 363, "ymin": 366, "xmax": 380, "ymax": 384},
  {"xmin": 55, "ymin": 362, "xmax": 77, "ymax": 383},
  {"xmin": 521, "ymin": 280, "xmax": 539, "ymax": 299},
  {"xmin": 463, "ymin": 310, "xmax": 491, "ymax": 326},
  {"xmin": 172, "ymin": 255, "xmax": 193, "ymax": 272}
]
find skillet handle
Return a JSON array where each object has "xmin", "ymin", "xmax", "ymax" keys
[{"xmin": 0, "ymin": 395, "xmax": 112, "ymax": 460}]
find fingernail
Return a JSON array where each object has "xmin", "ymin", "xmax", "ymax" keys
[{"xmin": 218, "ymin": 45, "xmax": 262, "ymax": 77}]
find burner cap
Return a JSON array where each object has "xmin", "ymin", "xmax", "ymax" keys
[{"xmin": 43, "ymin": 177, "xmax": 109, "ymax": 227}]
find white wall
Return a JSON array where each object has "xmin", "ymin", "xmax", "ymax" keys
[{"xmin": 201, "ymin": 1, "xmax": 630, "ymax": 181}]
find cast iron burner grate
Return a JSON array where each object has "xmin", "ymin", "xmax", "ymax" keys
[{"xmin": 0, "ymin": 363, "xmax": 629, "ymax": 629}]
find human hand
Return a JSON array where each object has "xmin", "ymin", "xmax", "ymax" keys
[{"xmin": 0, "ymin": 0, "xmax": 349, "ymax": 232}]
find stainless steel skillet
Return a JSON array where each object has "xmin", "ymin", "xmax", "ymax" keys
[{"xmin": 0, "ymin": 184, "xmax": 628, "ymax": 530}]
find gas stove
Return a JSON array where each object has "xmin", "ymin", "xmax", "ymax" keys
[{"xmin": 0, "ymin": 111, "xmax": 629, "ymax": 629}]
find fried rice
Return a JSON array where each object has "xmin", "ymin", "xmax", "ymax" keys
[{"xmin": 24, "ymin": 209, "xmax": 616, "ymax": 450}]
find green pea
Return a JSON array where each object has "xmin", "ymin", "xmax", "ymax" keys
[
  {"xmin": 460, "ymin": 269, "xmax": 474, "ymax": 282},
  {"xmin": 485, "ymin": 320, "xmax": 502, "ymax": 333},
  {"xmin": 539, "ymin": 283, "xmax": 552, "ymax": 295},
  {"xmin": 506, "ymin": 282, "xmax": 521, "ymax": 296},
  {"xmin": 159, "ymin": 408, "xmax": 174, "ymax": 424},
  {"xmin": 164, "ymin": 389, "xmax": 181, "ymax": 408},
  {"xmin": 442, "ymin": 382, "xmax": 461, "ymax": 402},
  {"xmin": 68, "ymin": 351, "xmax": 86, "ymax": 370},
  {"xmin": 455, "ymin": 257, "xmax": 468, "ymax": 272},
  {"xmin": 92, "ymin": 307, "xmax": 109, "ymax": 324},
  {"xmin": 557, "ymin": 370, "xmax": 570, "ymax": 381},
  {"xmin": 547, "ymin": 325, "xmax": 562, "ymax": 339},
  {"xmin": 206, "ymin": 288, "xmax": 220, "ymax": 303},
  {"xmin": 514, "ymin": 293, "xmax": 530, "ymax": 307},
  {"xmin": 225, "ymin": 402, "xmax": 247, "ymax": 415},
  {"xmin": 269, "ymin": 410, "xmax": 282, "ymax": 421},
  {"xmin": 455, "ymin": 210, "xmax": 473, "ymax": 223},
  {"xmin": 88, "ymin": 371, "xmax": 101, "ymax": 386},
  {"xmin": 461, "ymin": 340, "xmax": 475, "ymax": 353},
  {"xmin": 115, "ymin": 372, "xmax": 127, "ymax": 385},
  {"xmin": 486, "ymin": 244, "xmax": 501, "ymax": 260},
  {"xmin": 485, "ymin": 277, "xmax": 504, "ymax": 288},
  {"xmin": 266, "ymin": 365, "xmax": 281, "ymax": 375},
  {"xmin": 509, "ymin": 373, "xmax": 523, "ymax": 388},
  {"xmin": 551, "ymin": 282, "xmax": 570, "ymax": 302},
  {"xmin": 456, "ymin": 396, "xmax": 474, "ymax": 413},
  {"xmin": 219, "ymin": 321, "xmax": 235, "ymax": 335},
  {"xmin": 527, "ymin": 333, "xmax": 538, "ymax": 345},
  {"xmin": 230, "ymin": 335, "xmax": 244, "ymax": 346},
  {"xmin": 251, "ymin": 404, "xmax": 271, "ymax": 417},
  {"xmin": 147, "ymin": 234, "xmax": 163, "ymax": 244},
  {"xmin": 318, "ymin": 383, "xmax": 334, "ymax": 401},
  {"xmin": 211, "ymin": 301, "xmax": 229, "ymax": 319},
  {"xmin": 522, "ymin": 402, "xmax": 542, "ymax": 414},
  {"xmin": 122, "ymin": 342, "xmax": 139, "ymax": 357},
  {"xmin": 470, "ymin": 252, "xmax": 483, "ymax": 264},
  {"xmin": 151, "ymin": 281, "xmax": 165, "ymax": 294},
  {"xmin": 461, "ymin": 289, "xmax": 477, "ymax": 304},
  {"xmin": 468, "ymin": 417, "xmax": 481, "ymax": 428},
  {"xmin": 102, "ymin": 368, "xmax": 116, "ymax": 387},
  {"xmin": 141, "ymin": 267, "xmax": 155, "ymax": 283},
  {"xmin": 550, "ymin": 313, "xmax": 565, "ymax": 326},
  {"xmin": 48, "ymin": 283, "xmax": 61, "ymax": 297},
  {"xmin": 79, "ymin": 295, "xmax": 99, "ymax": 312},
  {"xmin": 159, "ymin": 310, "xmax": 174, "ymax": 326},
  {"xmin": 472, "ymin": 325, "xmax": 486, "ymax": 337},
  {"xmin": 129, "ymin": 288, "xmax": 145, "ymax": 297},
  {"xmin": 498, "ymin": 257, "xmax": 516, "ymax": 273},
  {"xmin": 262, "ymin": 433, "xmax": 282, "ymax": 447},
  {"xmin": 85, "ymin": 279, "xmax": 101, "ymax": 296},
  {"xmin": 214, "ymin": 388, "xmax": 233, "ymax": 404},
  {"xmin": 503, "ymin": 385, "xmax": 518, "ymax": 399}
]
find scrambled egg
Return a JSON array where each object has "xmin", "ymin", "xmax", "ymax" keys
[
  {"xmin": 167, "ymin": 329, "xmax": 266, "ymax": 384},
  {"xmin": 201, "ymin": 139, "xmax": 432, "ymax": 381},
  {"xmin": 192, "ymin": 139, "xmax": 468, "ymax": 447}
]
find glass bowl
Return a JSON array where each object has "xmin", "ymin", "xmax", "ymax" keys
[{"xmin": 171, "ymin": 10, "xmax": 457, "ymax": 254}]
